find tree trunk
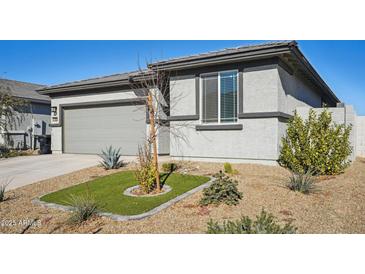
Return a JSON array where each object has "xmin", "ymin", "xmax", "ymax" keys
[{"xmin": 147, "ymin": 91, "xmax": 161, "ymax": 191}]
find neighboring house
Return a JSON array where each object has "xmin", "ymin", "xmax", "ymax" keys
[
  {"xmin": 37, "ymin": 41, "xmax": 365, "ymax": 164},
  {"xmin": 0, "ymin": 79, "xmax": 51, "ymax": 150}
]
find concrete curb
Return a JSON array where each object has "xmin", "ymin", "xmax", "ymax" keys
[
  {"xmin": 123, "ymin": 184, "xmax": 172, "ymax": 197},
  {"xmin": 33, "ymin": 176, "xmax": 215, "ymax": 222}
]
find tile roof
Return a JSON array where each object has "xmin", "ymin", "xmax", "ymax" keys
[
  {"xmin": 149, "ymin": 40, "xmax": 297, "ymax": 66},
  {"xmin": 0, "ymin": 79, "xmax": 50, "ymax": 102},
  {"xmin": 39, "ymin": 70, "xmax": 152, "ymax": 90},
  {"xmin": 39, "ymin": 41, "xmax": 296, "ymax": 91}
]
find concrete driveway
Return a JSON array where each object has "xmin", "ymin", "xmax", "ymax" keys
[{"xmin": 0, "ymin": 154, "xmax": 100, "ymax": 190}]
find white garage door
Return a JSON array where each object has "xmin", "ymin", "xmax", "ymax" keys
[{"xmin": 63, "ymin": 103, "xmax": 146, "ymax": 155}]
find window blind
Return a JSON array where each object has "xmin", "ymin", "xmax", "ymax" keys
[{"xmin": 202, "ymin": 73, "xmax": 218, "ymax": 123}]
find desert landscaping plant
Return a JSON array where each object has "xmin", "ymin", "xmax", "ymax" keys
[
  {"xmin": 66, "ymin": 194, "xmax": 100, "ymax": 224},
  {"xmin": 0, "ymin": 181, "xmax": 9, "ymax": 202},
  {"xmin": 286, "ymin": 171, "xmax": 316, "ymax": 194},
  {"xmin": 279, "ymin": 109, "xmax": 352, "ymax": 175},
  {"xmin": 134, "ymin": 144, "xmax": 158, "ymax": 194},
  {"xmin": 207, "ymin": 209, "xmax": 297, "ymax": 234},
  {"xmin": 224, "ymin": 162, "xmax": 233, "ymax": 173},
  {"xmin": 223, "ymin": 162, "xmax": 238, "ymax": 174},
  {"xmin": 200, "ymin": 171, "xmax": 243, "ymax": 206},
  {"xmin": 99, "ymin": 146, "xmax": 123, "ymax": 170}
]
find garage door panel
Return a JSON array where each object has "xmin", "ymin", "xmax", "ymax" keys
[{"xmin": 63, "ymin": 104, "xmax": 146, "ymax": 155}]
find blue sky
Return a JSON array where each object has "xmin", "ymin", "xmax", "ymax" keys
[{"xmin": 0, "ymin": 40, "xmax": 364, "ymax": 114}]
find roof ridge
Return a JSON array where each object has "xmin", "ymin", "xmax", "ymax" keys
[
  {"xmin": 150, "ymin": 40, "xmax": 297, "ymax": 65},
  {"xmin": 0, "ymin": 78, "xmax": 45, "ymax": 87}
]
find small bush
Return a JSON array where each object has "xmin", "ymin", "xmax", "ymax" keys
[
  {"xmin": 66, "ymin": 194, "xmax": 99, "ymax": 224},
  {"xmin": 99, "ymin": 146, "xmax": 123, "ymax": 170},
  {"xmin": 279, "ymin": 109, "xmax": 352, "ymax": 175},
  {"xmin": 162, "ymin": 162, "xmax": 177, "ymax": 173},
  {"xmin": 134, "ymin": 144, "xmax": 157, "ymax": 194},
  {"xmin": 200, "ymin": 171, "xmax": 243, "ymax": 206},
  {"xmin": 223, "ymin": 162, "xmax": 233, "ymax": 173},
  {"xmin": 207, "ymin": 209, "xmax": 297, "ymax": 234},
  {"xmin": 286, "ymin": 171, "xmax": 316, "ymax": 194},
  {"xmin": 223, "ymin": 162, "xmax": 238, "ymax": 174}
]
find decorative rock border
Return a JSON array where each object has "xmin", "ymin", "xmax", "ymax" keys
[
  {"xmin": 33, "ymin": 176, "xmax": 215, "ymax": 222},
  {"xmin": 123, "ymin": 184, "xmax": 172, "ymax": 197}
]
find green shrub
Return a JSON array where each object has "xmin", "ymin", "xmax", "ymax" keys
[
  {"xmin": 223, "ymin": 162, "xmax": 238, "ymax": 174},
  {"xmin": 134, "ymin": 144, "xmax": 157, "ymax": 193},
  {"xmin": 207, "ymin": 209, "xmax": 297, "ymax": 234},
  {"xmin": 66, "ymin": 194, "xmax": 99, "ymax": 224},
  {"xmin": 200, "ymin": 171, "xmax": 243, "ymax": 206},
  {"xmin": 223, "ymin": 162, "xmax": 233, "ymax": 173},
  {"xmin": 162, "ymin": 162, "xmax": 177, "ymax": 173},
  {"xmin": 99, "ymin": 146, "xmax": 123, "ymax": 170},
  {"xmin": 286, "ymin": 171, "xmax": 316, "ymax": 194},
  {"xmin": 279, "ymin": 109, "xmax": 352, "ymax": 175}
]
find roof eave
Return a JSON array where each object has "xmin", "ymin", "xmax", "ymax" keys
[
  {"xmin": 38, "ymin": 71, "xmax": 155, "ymax": 95},
  {"xmin": 289, "ymin": 47, "xmax": 340, "ymax": 104},
  {"xmin": 148, "ymin": 46, "xmax": 293, "ymax": 71},
  {"xmin": 37, "ymin": 78, "xmax": 131, "ymax": 95}
]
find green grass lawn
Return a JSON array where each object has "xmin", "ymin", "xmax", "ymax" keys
[{"xmin": 41, "ymin": 171, "xmax": 210, "ymax": 216}]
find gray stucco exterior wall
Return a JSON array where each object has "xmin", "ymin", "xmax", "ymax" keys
[
  {"xmin": 169, "ymin": 62, "xmax": 329, "ymax": 165},
  {"xmin": 277, "ymin": 66, "xmax": 323, "ymax": 115},
  {"xmin": 1, "ymin": 102, "xmax": 51, "ymax": 149}
]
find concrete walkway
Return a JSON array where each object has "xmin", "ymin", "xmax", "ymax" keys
[{"xmin": 0, "ymin": 154, "xmax": 101, "ymax": 190}]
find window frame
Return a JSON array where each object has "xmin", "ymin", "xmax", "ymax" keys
[{"xmin": 199, "ymin": 69, "xmax": 239, "ymax": 125}]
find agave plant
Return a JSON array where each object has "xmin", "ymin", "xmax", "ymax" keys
[{"xmin": 99, "ymin": 146, "xmax": 123, "ymax": 170}]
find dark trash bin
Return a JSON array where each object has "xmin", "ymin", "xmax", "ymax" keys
[{"xmin": 37, "ymin": 135, "xmax": 51, "ymax": 154}]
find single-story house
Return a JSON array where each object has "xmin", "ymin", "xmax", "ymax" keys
[
  {"xmin": 0, "ymin": 79, "xmax": 51, "ymax": 150},
  {"xmin": 38, "ymin": 41, "xmax": 364, "ymax": 164}
]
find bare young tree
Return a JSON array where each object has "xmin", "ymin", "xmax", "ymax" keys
[
  {"xmin": 129, "ymin": 68, "xmax": 169, "ymax": 192},
  {"xmin": 129, "ymin": 61, "xmax": 197, "ymax": 192}
]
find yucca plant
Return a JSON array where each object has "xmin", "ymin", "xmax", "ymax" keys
[
  {"xmin": 207, "ymin": 209, "xmax": 297, "ymax": 234},
  {"xmin": 99, "ymin": 146, "xmax": 123, "ymax": 170},
  {"xmin": 66, "ymin": 194, "xmax": 100, "ymax": 224},
  {"xmin": 286, "ymin": 171, "xmax": 316, "ymax": 194}
]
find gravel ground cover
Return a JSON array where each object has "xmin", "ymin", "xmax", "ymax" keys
[{"xmin": 1, "ymin": 159, "xmax": 365, "ymax": 234}]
